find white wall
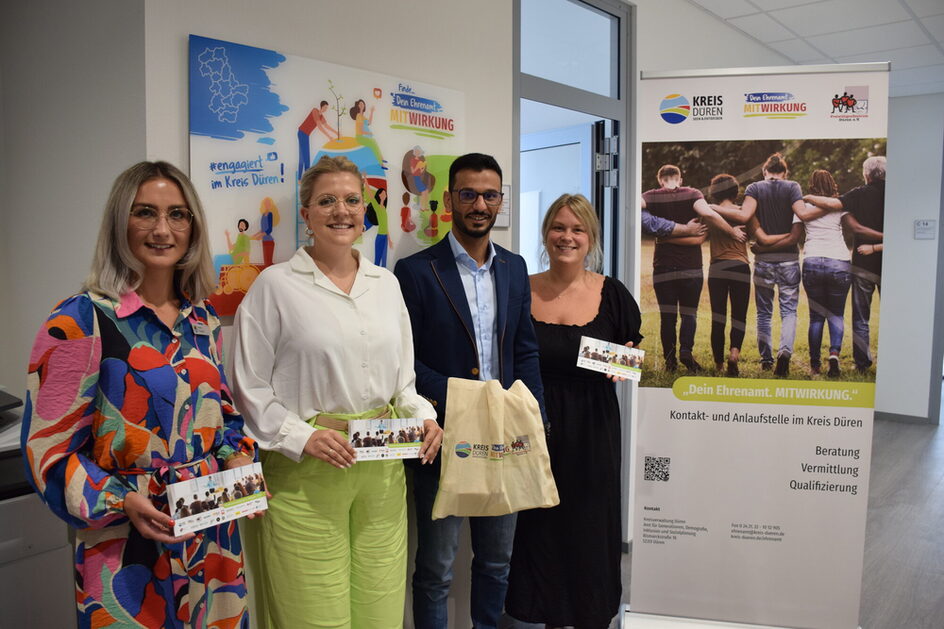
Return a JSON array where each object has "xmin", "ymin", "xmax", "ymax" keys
[
  {"xmin": 144, "ymin": 0, "xmax": 515, "ymax": 253},
  {"xmin": 876, "ymin": 93, "xmax": 944, "ymax": 420},
  {"xmin": 0, "ymin": 0, "xmax": 146, "ymax": 393}
]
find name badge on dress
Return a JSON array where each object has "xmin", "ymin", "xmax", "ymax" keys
[{"xmin": 192, "ymin": 321, "xmax": 211, "ymax": 336}]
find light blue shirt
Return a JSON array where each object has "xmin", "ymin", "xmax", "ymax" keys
[{"xmin": 447, "ymin": 232, "xmax": 499, "ymax": 381}]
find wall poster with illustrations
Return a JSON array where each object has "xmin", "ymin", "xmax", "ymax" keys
[{"xmin": 189, "ymin": 35, "xmax": 465, "ymax": 315}]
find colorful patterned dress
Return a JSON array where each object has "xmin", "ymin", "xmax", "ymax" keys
[{"xmin": 21, "ymin": 291, "xmax": 256, "ymax": 628}]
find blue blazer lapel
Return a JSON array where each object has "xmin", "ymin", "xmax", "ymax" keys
[
  {"xmin": 429, "ymin": 240, "xmax": 476, "ymax": 343},
  {"xmin": 493, "ymin": 249, "xmax": 510, "ymax": 345}
]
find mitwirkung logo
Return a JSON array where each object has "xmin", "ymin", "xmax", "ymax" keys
[
  {"xmin": 743, "ymin": 92, "xmax": 808, "ymax": 119},
  {"xmin": 659, "ymin": 93, "xmax": 724, "ymax": 123},
  {"xmin": 830, "ymin": 85, "xmax": 870, "ymax": 122}
]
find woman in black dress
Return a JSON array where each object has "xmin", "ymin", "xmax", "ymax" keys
[{"xmin": 506, "ymin": 193, "xmax": 642, "ymax": 628}]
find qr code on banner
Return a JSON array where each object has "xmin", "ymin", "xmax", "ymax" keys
[{"xmin": 644, "ymin": 456, "xmax": 671, "ymax": 481}]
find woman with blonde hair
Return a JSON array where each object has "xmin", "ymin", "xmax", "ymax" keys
[
  {"xmin": 506, "ymin": 193, "xmax": 642, "ymax": 629},
  {"xmin": 21, "ymin": 161, "xmax": 259, "ymax": 628},
  {"xmin": 232, "ymin": 154, "xmax": 442, "ymax": 628}
]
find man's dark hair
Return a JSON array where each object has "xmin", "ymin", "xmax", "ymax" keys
[
  {"xmin": 448, "ymin": 153, "xmax": 502, "ymax": 190},
  {"xmin": 709, "ymin": 174, "xmax": 739, "ymax": 204},
  {"xmin": 657, "ymin": 164, "xmax": 681, "ymax": 181}
]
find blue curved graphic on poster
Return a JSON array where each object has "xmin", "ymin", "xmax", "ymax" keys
[{"xmin": 189, "ymin": 35, "xmax": 289, "ymax": 141}]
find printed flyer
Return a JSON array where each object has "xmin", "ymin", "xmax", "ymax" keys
[
  {"xmin": 631, "ymin": 64, "xmax": 887, "ymax": 629},
  {"xmin": 577, "ymin": 335, "xmax": 644, "ymax": 380},
  {"xmin": 349, "ymin": 417, "xmax": 426, "ymax": 461},
  {"xmin": 167, "ymin": 462, "xmax": 268, "ymax": 536}
]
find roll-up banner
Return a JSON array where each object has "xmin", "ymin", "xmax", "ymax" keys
[{"xmin": 631, "ymin": 64, "xmax": 888, "ymax": 629}]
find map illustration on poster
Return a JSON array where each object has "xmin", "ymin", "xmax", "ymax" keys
[{"xmin": 189, "ymin": 35, "xmax": 465, "ymax": 315}]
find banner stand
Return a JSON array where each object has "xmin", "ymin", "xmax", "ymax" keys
[{"xmin": 631, "ymin": 63, "xmax": 888, "ymax": 629}]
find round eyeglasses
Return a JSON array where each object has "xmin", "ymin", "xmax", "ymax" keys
[
  {"xmin": 129, "ymin": 206, "xmax": 194, "ymax": 231},
  {"xmin": 309, "ymin": 194, "xmax": 364, "ymax": 213},
  {"xmin": 454, "ymin": 189, "xmax": 504, "ymax": 207}
]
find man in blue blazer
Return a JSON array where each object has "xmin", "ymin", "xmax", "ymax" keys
[{"xmin": 394, "ymin": 153, "xmax": 545, "ymax": 629}]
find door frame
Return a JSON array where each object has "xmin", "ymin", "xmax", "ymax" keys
[{"xmin": 514, "ymin": 0, "xmax": 637, "ymax": 544}]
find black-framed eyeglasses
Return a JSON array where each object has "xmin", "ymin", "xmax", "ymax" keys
[
  {"xmin": 129, "ymin": 206, "xmax": 194, "ymax": 231},
  {"xmin": 454, "ymin": 188, "xmax": 503, "ymax": 207}
]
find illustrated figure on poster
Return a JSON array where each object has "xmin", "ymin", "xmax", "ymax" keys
[
  {"xmin": 225, "ymin": 218, "xmax": 251, "ymax": 264},
  {"xmin": 741, "ymin": 153, "xmax": 806, "ymax": 376},
  {"xmin": 364, "ymin": 184, "xmax": 391, "ymax": 267},
  {"xmin": 298, "ymin": 100, "xmax": 340, "ymax": 177},
  {"xmin": 400, "ymin": 191, "xmax": 417, "ymax": 233},
  {"xmin": 804, "ymin": 156, "xmax": 885, "ymax": 373},
  {"xmin": 409, "ymin": 146, "xmax": 431, "ymax": 211},
  {"xmin": 402, "ymin": 146, "xmax": 447, "ymax": 240},
  {"xmin": 251, "ymin": 196, "xmax": 280, "ymax": 266},
  {"xmin": 832, "ymin": 94, "xmax": 842, "ymax": 113},
  {"xmin": 351, "ymin": 98, "xmax": 384, "ymax": 165},
  {"xmin": 642, "ymin": 164, "xmax": 745, "ymax": 372}
]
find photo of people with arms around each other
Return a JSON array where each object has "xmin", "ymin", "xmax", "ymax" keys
[
  {"xmin": 793, "ymin": 169, "xmax": 853, "ymax": 376},
  {"xmin": 231, "ymin": 155, "xmax": 442, "ymax": 629},
  {"xmin": 21, "ymin": 161, "xmax": 261, "ymax": 628},
  {"xmin": 642, "ymin": 164, "xmax": 746, "ymax": 373},
  {"xmin": 803, "ymin": 156, "xmax": 885, "ymax": 373},
  {"xmin": 639, "ymin": 139, "xmax": 884, "ymax": 385},
  {"xmin": 505, "ymin": 193, "xmax": 643, "ymax": 629},
  {"xmin": 704, "ymin": 174, "xmax": 752, "ymax": 376},
  {"xmin": 742, "ymin": 152, "xmax": 806, "ymax": 377},
  {"xmin": 393, "ymin": 152, "xmax": 546, "ymax": 629}
]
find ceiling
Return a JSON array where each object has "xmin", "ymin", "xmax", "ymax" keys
[{"xmin": 685, "ymin": 0, "xmax": 944, "ymax": 97}]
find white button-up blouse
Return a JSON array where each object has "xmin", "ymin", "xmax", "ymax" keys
[{"xmin": 231, "ymin": 246, "xmax": 435, "ymax": 462}]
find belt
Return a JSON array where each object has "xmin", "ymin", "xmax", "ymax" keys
[
  {"xmin": 115, "ymin": 453, "xmax": 216, "ymax": 496},
  {"xmin": 308, "ymin": 404, "xmax": 394, "ymax": 431}
]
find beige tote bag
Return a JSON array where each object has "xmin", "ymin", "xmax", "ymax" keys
[{"xmin": 432, "ymin": 378, "xmax": 559, "ymax": 519}]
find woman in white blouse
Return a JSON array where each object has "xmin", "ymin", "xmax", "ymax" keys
[{"xmin": 232, "ymin": 155, "xmax": 442, "ymax": 628}]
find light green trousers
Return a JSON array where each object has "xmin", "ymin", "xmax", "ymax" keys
[{"xmin": 243, "ymin": 408, "xmax": 407, "ymax": 629}]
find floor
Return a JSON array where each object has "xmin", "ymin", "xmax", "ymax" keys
[
  {"xmin": 506, "ymin": 393, "xmax": 944, "ymax": 629},
  {"xmin": 857, "ymin": 416, "xmax": 944, "ymax": 627}
]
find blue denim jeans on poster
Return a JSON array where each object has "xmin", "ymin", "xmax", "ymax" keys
[
  {"xmin": 753, "ymin": 259, "xmax": 800, "ymax": 364},
  {"xmin": 411, "ymin": 469, "xmax": 517, "ymax": 629},
  {"xmin": 802, "ymin": 257, "xmax": 851, "ymax": 366},
  {"xmin": 851, "ymin": 270, "xmax": 881, "ymax": 370}
]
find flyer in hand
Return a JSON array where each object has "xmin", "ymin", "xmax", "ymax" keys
[
  {"xmin": 167, "ymin": 462, "xmax": 268, "ymax": 536},
  {"xmin": 350, "ymin": 417, "xmax": 426, "ymax": 461},
  {"xmin": 576, "ymin": 335, "xmax": 645, "ymax": 381}
]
